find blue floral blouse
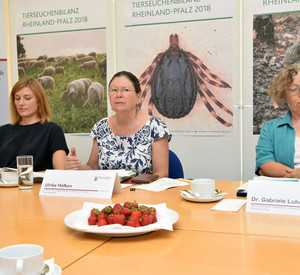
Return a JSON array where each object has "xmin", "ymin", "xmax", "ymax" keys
[{"xmin": 90, "ymin": 116, "xmax": 170, "ymax": 175}]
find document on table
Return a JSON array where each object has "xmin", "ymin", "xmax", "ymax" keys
[
  {"xmin": 211, "ymin": 199, "xmax": 247, "ymax": 212},
  {"xmin": 133, "ymin": 177, "xmax": 189, "ymax": 192}
]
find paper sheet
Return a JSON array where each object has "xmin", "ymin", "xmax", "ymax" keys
[
  {"xmin": 133, "ymin": 177, "xmax": 189, "ymax": 192},
  {"xmin": 211, "ymin": 199, "xmax": 246, "ymax": 212}
]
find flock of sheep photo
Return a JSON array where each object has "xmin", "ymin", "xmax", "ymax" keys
[{"xmin": 17, "ymin": 52, "xmax": 107, "ymax": 133}]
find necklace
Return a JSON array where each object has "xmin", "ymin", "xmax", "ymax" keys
[{"xmin": 116, "ymin": 113, "xmax": 137, "ymax": 139}]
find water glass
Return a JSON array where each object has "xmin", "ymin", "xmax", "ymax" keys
[{"xmin": 17, "ymin": 155, "xmax": 33, "ymax": 191}]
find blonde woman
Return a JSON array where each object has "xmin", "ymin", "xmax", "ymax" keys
[
  {"xmin": 256, "ymin": 63, "xmax": 300, "ymax": 178},
  {"xmin": 0, "ymin": 78, "xmax": 69, "ymax": 171}
]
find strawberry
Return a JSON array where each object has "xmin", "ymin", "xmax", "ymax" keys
[
  {"xmin": 113, "ymin": 214, "xmax": 126, "ymax": 225},
  {"xmin": 140, "ymin": 214, "xmax": 151, "ymax": 226},
  {"xmin": 121, "ymin": 207, "xmax": 132, "ymax": 217},
  {"xmin": 126, "ymin": 215, "xmax": 140, "ymax": 227},
  {"xmin": 123, "ymin": 201, "xmax": 133, "ymax": 209},
  {"xmin": 113, "ymin": 203, "xmax": 122, "ymax": 213},
  {"xmin": 90, "ymin": 208, "xmax": 100, "ymax": 216},
  {"xmin": 98, "ymin": 218, "xmax": 108, "ymax": 227},
  {"xmin": 88, "ymin": 215, "xmax": 97, "ymax": 225},
  {"xmin": 132, "ymin": 200, "xmax": 139, "ymax": 208},
  {"xmin": 138, "ymin": 205, "xmax": 148, "ymax": 213},
  {"xmin": 106, "ymin": 213, "xmax": 115, "ymax": 224},
  {"xmin": 103, "ymin": 206, "xmax": 113, "ymax": 215},
  {"xmin": 131, "ymin": 210, "xmax": 142, "ymax": 220},
  {"xmin": 97, "ymin": 213, "xmax": 107, "ymax": 220},
  {"xmin": 150, "ymin": 213, "xmax": 157, "ymax": 224}
]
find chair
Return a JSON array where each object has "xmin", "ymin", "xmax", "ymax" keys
[{"xmin": 168, "ymin": 149, "xmax": 184, "ymax": 179}]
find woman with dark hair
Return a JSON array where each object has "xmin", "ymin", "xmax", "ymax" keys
[
  {"xmin": 65, "ymin": 71, "xmax": 170, "ymax": 178},
  {"xmin": 0, "ymin": 77, "xmax": 69, "ymax": 171},
  {"xmin": 256, "ymin": 63, "xmax": 300, "ymax": 178}
]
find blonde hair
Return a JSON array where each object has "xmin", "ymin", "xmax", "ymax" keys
[
  {"xmin": 268, "ymin": 63, "xmax": 300, "ymax": 107},
  {"xmin": 9, "ymin": 78, "xmax": 51, "ymax": 124}
]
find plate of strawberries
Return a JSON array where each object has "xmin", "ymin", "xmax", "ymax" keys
[{"xmin": 64, "ymin": 201, "xmax": 179, "ymax": 237}]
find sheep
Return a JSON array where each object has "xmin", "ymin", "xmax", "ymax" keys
[
  {"xmin": 39, "ymin": 66, "xmax": 55, "ymax": 77},
  {"xmin": 18, "ymin": 67, "xmax": 25, "ymax": 77},
  {"xmin": 70, "ymin": 56, "xmax": 77, "ymax": 63},
  {"xmin": 76, "ymin": 53, "xmax": 85, "ymax": 58},
  {"xmin": 80, "ymin": 78, "xmax": 92, "ymax": 96},
  {"xmin": 26, "ymin": 60, "xmax": 37, "ymax": 68},
  {"xmin": 55, "ymin": 66, "xmax": 65, "ymax": 76},
  {"xmin": 78, "ymin": 56, "xmax": 94, "ymax": 63},
  {"xmin": 28, "ymin": 60, "xmax": 46, "ymax": 69},
  {"xmin": 37, "ymin": 55, "xmax": 47, "ymax": 61},
  {"xmin": 18, "ymin": 61, "xmax": 26, "ymax": 69},
  {"xmin": 88, "ymin": 52, "xmax": 96, "ymax": 58},
  {"xmin": 78, "ymin": 61, "xmax": 97, "ymax": 71},
  {"xmin": 38, "ymin": 76, "xmax": 55, "ymax": 91},
  {"xmin": 83, "ymin": 82, "xmax": 104, "ymax": 109},
  {"xmin": 46, "ymin": 57, "xmax": 55, "ymax": 63},
  {"xmin": 55, "ymin": 57, "xmax": 69, "ymax": 66},
  {"xmin": 18, "ymin": 58, "xmax": 27, "ymax": 63},
  {"xmin": 61, "ymin": 78, "xmax": 91, "ymax": 101},
  {"xmin": 98, "ymin": 57, "xmax": 107, "ymax": 78}
]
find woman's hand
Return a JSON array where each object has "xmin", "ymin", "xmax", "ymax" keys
[
  {"xmin": 65, "ymin": 147, "xmax": 82, "ymax": 170},
  {"xmin": 284, "ymin": 167, "xmax": 300, "ymax": 178}
]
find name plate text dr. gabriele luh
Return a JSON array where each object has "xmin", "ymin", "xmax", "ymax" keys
[
  {"xmin": 39, "ymin": 170, "xmax": 122, "ymax": 199},
  {"xmin": 246, "ymin": 180, "xmax": 300, "ymax": 216}
]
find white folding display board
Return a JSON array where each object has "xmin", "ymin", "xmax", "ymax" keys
[
  {"xmin": 0, "ymin": 0, "xmax": 10, "ymax": 126},
  {"xmin": 7, "ymin": 0, "xmax": 298, "ymax": 181}
]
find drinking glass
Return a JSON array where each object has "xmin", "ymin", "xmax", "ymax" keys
[{"xmin": 17, "ymin": 155, "xmax": 33, "ymax": 191}]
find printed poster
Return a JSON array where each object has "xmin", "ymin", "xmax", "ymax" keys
[
  {"xmin": 253, "ymin": 0, "xmax": 300, "ymax": 134},
  {"xmin": 0, "ymin": 0, "xmax": 9, "ymax": 126},
  {"xmin": 13, "ymin": 0, "xmax": 107, "ymax": 133},
  {"xmin": 124, "ymin": 0, "xmax": 234, "ymax": 135}
]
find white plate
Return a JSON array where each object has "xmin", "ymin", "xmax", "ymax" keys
[
  {"xmin": 64, "ymin": 208, "xmax": 179, "ymax": 237},
  {"xmin": 181, "ymin": 192, "xmax": 224, "ymax": 202}
]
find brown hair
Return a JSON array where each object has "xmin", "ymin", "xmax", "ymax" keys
[
  {"xmin": 9, "ymin": 77, "xmax": 51, "ymax": 124},
  {"xmin": 268, "ymin": 63, "xmax": 300, "ymax": 107},
  {"xmin": 109, "ymin": 71, "xmax": 141, "ymax": 94}
]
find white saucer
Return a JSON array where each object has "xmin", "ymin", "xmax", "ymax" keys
[
  {"xmin": 0, "ymin": 180, "xmax": 18, "ymax": 187},
  {"xmin": 181, "ymin": 191, "xmax": 224, "ymax": 202},
  {"xmin": 53, "ymin": 264, "xmax": 62, "ymax": 274}
]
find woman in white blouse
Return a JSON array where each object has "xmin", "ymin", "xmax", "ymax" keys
[{"xmin": 65, "ymin": 71, "xmax": 170, "ymax": 178}]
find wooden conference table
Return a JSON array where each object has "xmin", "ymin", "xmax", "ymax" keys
[{"xmin": 1, "ymin": 180, "xmax": 300, "ymax": 274}]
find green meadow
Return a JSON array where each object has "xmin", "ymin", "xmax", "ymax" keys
[{"xmin": 20, "ymin": 54, "xmax": 107, "ymax": 133}]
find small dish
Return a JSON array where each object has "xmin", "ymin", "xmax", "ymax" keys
[{"xmin": 181, "ymin": 191, "xmax": 224, "ymax": 202}]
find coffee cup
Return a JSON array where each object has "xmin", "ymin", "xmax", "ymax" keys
[
  {"xmin": 191, "ymin": 178, "xmax": 215, "ymax": 197},
  {"xmin": 0, "ymin": 244, "xmax": 44, "ymax": 275}
]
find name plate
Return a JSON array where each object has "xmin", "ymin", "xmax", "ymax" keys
[
  {"xmin": 39, "ymin": 170, "xmax": 122, "ymax": 199},
  {"xmin": 246, "ymin": 180, "xmax": 300, "ymax": 216}
]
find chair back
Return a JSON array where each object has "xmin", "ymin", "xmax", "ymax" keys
[{"xmin": 168, "ymin": 149, "xmax": 184, "ymax": 179}]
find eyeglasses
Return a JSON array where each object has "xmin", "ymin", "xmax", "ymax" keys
[
  {"xmin": 287, "ymin": 86, "xmax": 300, "ymax": 96},
  {"xmin": 109, "ymin": 88, "xmax": 134, "ymax": 94}
]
